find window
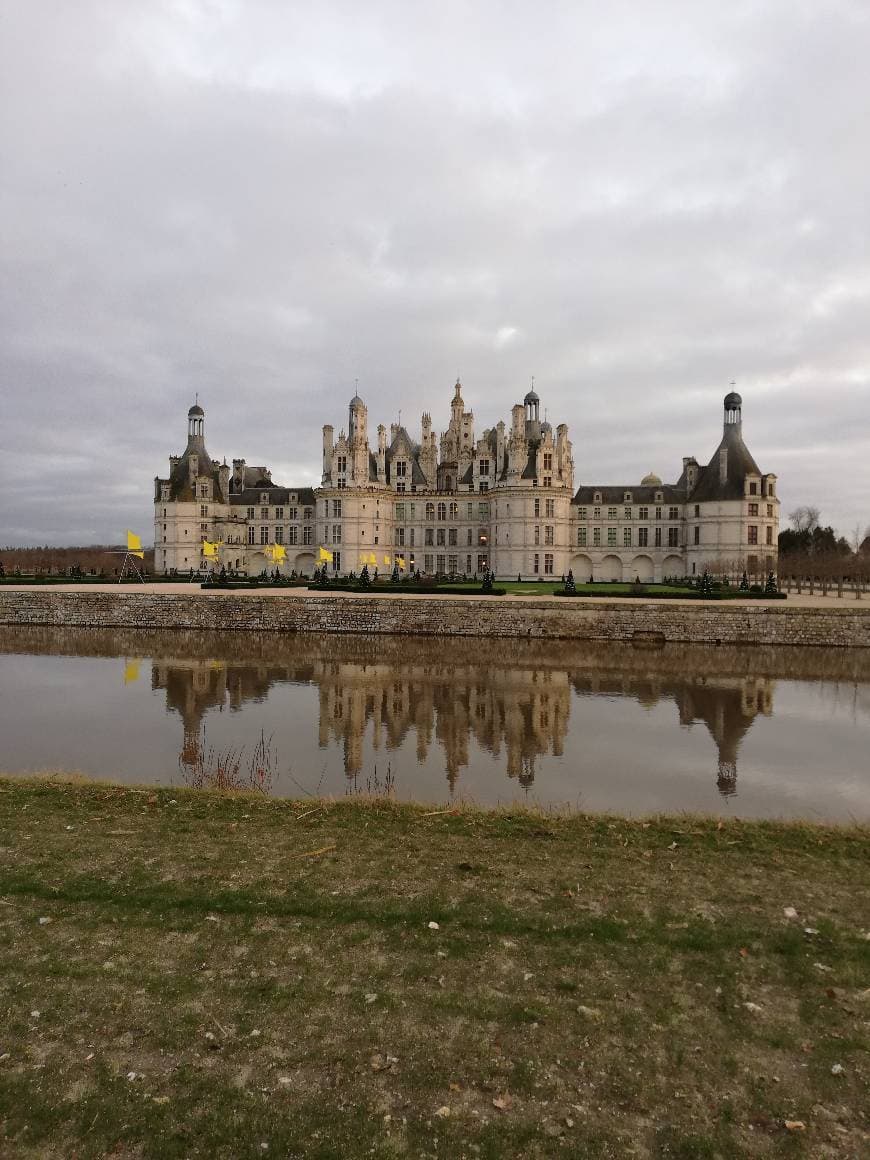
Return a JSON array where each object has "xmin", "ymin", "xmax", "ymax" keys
[
  {"xmin": 543, "ymin": 453, "xmax": 552, "ymax": 471},
  {"xmin": 260, "ymin": 526, "xmax": 269, "ymax": 545},
  {"xmin": 544, "ymin": 553, "xmax": 554, "ymax": 575},
  {"xmin": 638, "ymin": 527, "xmax": 648, "ymax": 547},
  {"xmin": 437, "ymin": 555, "xmax": 445, "ymax": 573},
  {"xmin": 533, "ymin": 553, "xmax": 540, "ymax": 574},
  {"xmin": 426, "ymin": 502, "xmax": 435, "ymax": 520},
  {"xmin": 767, "ymin": 504, "xmax": 773, "ymax": 517},
  {"xmin": 424, "ymin": 554, "xmax": 433, "ymax": 572},
  {"xmin": 748, "ymin": 503, "xmax": 758, "ymax": 516},
  {"xmin": 332, "ymin": 524, "xmax": 342, "ymax": 544},
  {"xmin": 766, "ymin": 526, "xmax": 773, "ymax": 545},
  {"xmin": 304, "ymin": 507, "xmax": 312, "ymax": 520},
  {"xmin": 578, "ymin": 507, "xmax": 587, "ymax": 520},
  {"xmin": 200, "ymin": 484, "xmax": 209, "ymax": 498},
  {"xmin": 545, "ymin": 526, "xmax": 554, "ymax": 545},
  {"xmin": 593, "ymin": 528, "xmax": 601, "ymax": 546},
  {"xmin": 608, "ymin": 507, "xmax": 618, "ymax": 519},
  {"xmin": 337, "ymin": 455, "xmax": 347, "ymax": 473},
  {"xmin": 545, "ymin": 498, "xmax": 555, "ymax": 517},
  {"xmin": 478, "ymin": 502, "xmax": 489, "ymax": 520},
  {"xmin": 668, "ymin": 527, "xmax": 679, "ymax": 547},
  {"xmin": 467, "ymin": 503, "xmax": 474, "ymax": 519},
  {"xmin": 448, "ymin": 528, "xmax": 457, "ymax": 546},
  {"xmin": 478, "ymin": 529, "xmax": 488, "ymax": 547},
  {"xmin": 437, "ymin": 529, "xmax": 445, "ymax": 546},
  {"xmin": 247, "ymin": 506, "xmax": 255, "ymax": 520},
  {"xmin": 654, "ymin": 527, "xmax": 662, "ymax": 547},
  {"xmin": 448, "ymin": 554, "xmax": 458, "ymax": 574},
  {"xmin": 694, "ymin": 505, "xmax": 700, "ymax": 518},
  {"xmin": 534, "ymin": 498, "xmax": 540, "ymax": 518},
  {"xmin": 593, "ymin": 506, "xmax": 601, "ymax": 520},
  {"xmin": 409, "ymin": 528, "xmax": 416, "ymax": 547},
  {"xmin": 578, "ymin": 527, "xmax": 587, "ymax": 546},
  {"xmin": 395, "ymin": 502, "xmax": 405, "ymax": 521},
  {"xmin": 260, "ymin": 507, "xmax": 268, "ymax": 519},
  {"xmin": 534, "ymin": 526, "xmax": 540, "ymax": 545},
  {"xmin": 247, "ymin": 526, "xmax": 255, "ymax": 545},
  {"xmin": 767, "ymin": 482, "xmax": 775, "ymax": 497},
  {"xmin": 623, "ymin": 528, "xmax": 632, "ymax": 547},
  {"xmin": 437, "ymin": 502, "xmax": 446, "ymax": 521},
  {"xmin": 624, "ymin": 492, "xmax": 632, "ymax": 502},
  {"xmin": 624, "ymin": 507, "xmax": 632, "ymax": 521},
  {"xmin": 477, "ymin": 554, "xmax": 488, "ymax": 573},
  {"xmin": 396, "ymin": 528, "xmax": 405, "ymax": 546},
  {"xmin": 288, "ymin": 527, "xmax": 298, "ymax": 545},
  {"xmin": 449, "ymin": 502, "xmax": 458, "ymax": 519},
  {"xmin": 275, "ymin": 526, "xmax": 284, "ymax": 544},
  {"xmin": 594, "ymin": 492, "xmax": 601, "ymax": 502},
  {"xmin": 395, "ymin": 480, "xmax": 406, "ymax": 494},
  {"xmin": 200, "ymin": 523, "xmax": 208, "ymax": 534},
  {"xmin": 655, "ymin": 506, "xmax": 662, "ymax": 521},
  {"xmin": 395, "ymin": 460, "xmax": 407, "ymax": 477},
  {"xmin": 200, "ymin": 505, "xmax": 208, "ymax": 517},
  {"xmin": 303, "ymin": 527, "xmax": 312, "ymax": 545},
  {"xmin": 693, "ymin": 526, "xmax": 700, "ymax": 545},
  {"xmin": 467, "ymin": 528, "xmax": 473, "ymax": 545},
  {"xmin": 669, "ymin": 506, "xmax": 680, "ymax": 520},
  {"xmin": 466, "ymin": 555, "xmax": 472, "ymax": 573},
  {"xmin": 479, "ymin": 481, "xmax": 489, "ymax": 492},
  {"xmin": 332, "ymin": 499, "xmax": 342, "ymax": 517},
  {"xmin": 749, "ymin": 481, "xmax": 758, "ymax": 495},
  {"xmin": 161, "ymin": 486, "xmax": 170, "ymax": 501},
  {"xmin": 748, "ymin": 525, "xmax": 758, "ymax": 544},
  {"xmin": 639, "ymin": 507, "xmax": 648, "ymax": 520},
  {"xmin": 425, "ymin": 528, "xmax": 434, "ymax": 546},
  {"xmin": 332, "ymin": 551, "xmax": 341, "ymax": 573},
  {"xmin": 607, "ymin": 527, "xmax": 617, "ymax": 546},
  {"xmin": 479, "ymin": 458, "xmax": 490, "ymax": 476}
]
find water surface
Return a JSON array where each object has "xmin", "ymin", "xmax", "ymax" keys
[{"xmin": 1, "ymin": 627, "xmax": 869, "ymax": 819}]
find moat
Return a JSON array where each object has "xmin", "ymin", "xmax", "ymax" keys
[{"xmin": 2, "ymin": 626, "xmax": 869, "ymax": 820}]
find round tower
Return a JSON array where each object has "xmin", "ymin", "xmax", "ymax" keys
[
  {"xmin": 188, "ymin": 401, "xmax": 204, "ymax": 441},
  {"xmin": 724, "ymin": 390, "xmax": 742, "ymax": 430}
]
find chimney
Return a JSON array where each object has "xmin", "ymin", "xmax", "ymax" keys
[
  {"xmin": 719, "ymin": 448, "xmax": 728, "ymax": 485},
  {"xmin": 390, "ymin": 423, "xmax": 399, "ymax": 442}
]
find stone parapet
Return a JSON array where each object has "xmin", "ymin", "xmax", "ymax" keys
[{"xmin": 1, "ymin": 591, "xmax": 869, "ymax": 647}]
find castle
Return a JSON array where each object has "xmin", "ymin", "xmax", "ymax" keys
[{"xmin": 154, "ymin": 381, "xmax": 779, "ymax": 580}]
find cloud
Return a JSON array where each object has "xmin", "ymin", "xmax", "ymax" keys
[{"xmin": 1, "ymin": 0, "xmax": 868, "ymax": 545}]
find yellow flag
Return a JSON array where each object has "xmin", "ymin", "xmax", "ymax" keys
[
  {"xmin": 202, "ymin": 540, "xmax": 217, "ymax": 558},
  {"xmin": 272, "ymin": 544, "xmax": 286, "ymax": 563},
  {"xmin": 319, "ymin": 546, "xmax": 333, "ymax": 563},
  {"xmin": 383, "ymin": 554, "xmax": 391, "ymax": 566},
  {"xmin": 397, "ymin": 556, "xmax": 405, "ymax": 570},
  {"xmin": 126, "ymin": 530, "xmax": 144, "ymax": 559},
  {"xmin": 369, "ymin": 553, "xmax": 378, "ymax": 566}
]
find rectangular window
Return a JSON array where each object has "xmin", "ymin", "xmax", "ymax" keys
[
  {"xmin": 275, "ymin": 507, "xmax": 284, "ymax": 520},
  {"xmin": 337, "ymin": 455, "xmax": 347, "ymax": 473},
  {"xmin": 669, "ymin": 506, "xmax": 680, "ymax": 520},
  {"xmin": 303, "ymin": 526, "xmax": 312, "ymax": 545},
  {"xmin": 748, "ymin": 525, "xmax": 758, "ymax": 544},
  {"xmin": 448, "ymin": 555, "xmax": 458, "ymax": 574},
  {"xmin": 638, "ymin": 527, "xmax": 648, "ymax": 547},
  {"xmin": 593, "ymin": 506, "xmax": 601, "ymax": 520},
  {"xmin": 437, "ymin": 528, "xmax": 445, "ymax": 546},
  {"xmin": 395, "ymin": 460, "xmax": 407, "ymax": 477},
  {"xmin": 479, "ymin": 481, "xmax": 489, "ymax": 492},
  {"xmin": 332, "ymin": 551, "xmax": 341, "ymax": 573},
  {"xmin": 578, "ymin": 506, "xmax": 587, "ymax": 520},
  {"xmin": 534, "ymin": 498, "xmax": 540, "ymax": 518},
  {"xmin": 578, "ymin": 527, "xmax": 587, "ymax": 546},
  {"xmin": 200, "ymin": 523, "xmax": 208, "ymax": 534},
  {"xmin": 424, "ymin": 554, "xmax": 433, "ymax": 572},
  {"xmin": 545, "ymin": 498, "xmax": 555, "ymax": 517},
  {"xmin": 448, "ymin": 528, "xmax": 457, "ymax": 546},
  {"xmin": 608, "ymin": 507, "xmax": 618, "ymax": 520},
  {"xmin": 200, "ymin": 504, "xmax": 208, "ymax": 517},
  {"xmin": 766, "ymin": 504, "xmax": 773, "ymax": 517},
  {"xmin": 607, "ymin": 527, "xmax": 617, "ymax": 546},
  {"xmin": 478, "ymin": 502, "xmax": 489, "ymax": 520},
  {"xmin": 425, "ymin": 528, "xmax": 434, "ymax": 546},
  {"xmin": 748, "ymin": 503, "xmax": 758, "ymax": 516},
  {"xmin": 544, "ymin": 553, "xmax": 554, "ymax": 575},
  {"xmin": 694, "ymin": 505, "xmax": 700, "ymax": 518},
  {"xmin": 247, "ymin": 526, "xmax": 255, "ymax": 545},
  {"xmin": 426, "ymin": 502, "xmax": 435, "ymax": 520},
  {"xmin": 624, "ymin": 507, "xmax": 632, "ymax": 521},
  {"xmin": 449, "ymin": 502, "xmax": 458, "ymax": 519},
  {"xmin": 395, "ymin": 481, "xmax": 405, "ymax": 493},
  {"xmin": 655, "ymin": 506, "xmax": 662, "ymax": 521},
  {"xmin": 332, "ymin": 499, "xmax": 342, "ymax": 517},
  {"xmin": 467, "ymin": 528, "xmax": 473, "ymax": 545},
  {"xmin": 533, "ymin": 553, "xmax": 539, "ymax": 574},
  {"xmin": 437, "ymin": 502, "xmax": 446, "ymax": 521},
  {"xmin": 396, "ymin": 528, "xmax": 405, "ymax": 546},
  {"xmin": 479, "ymin": 459, "xmax": 490, "ymax": 476},
  {"xmin": 749, "ymin": 481, "xmax": 758, "ymax": 495},
  {"xmin": 199, "ymin": 484, "xmax": 208, "ymax": 498},
  {"xmin": 668, "ymin": 527, "xmax": 679, "ymax": 547},
  {"xmin": 543, "ymin": 452, "xmax": 552, "ymax": 471},
  {"xmin": 545, "ymin": 525, "xmax": 554, "ymax": 545},
  {"xmin": 534, "ymin": 526, "xmax": 540, "ymax": 545},
  {"xmin": 332, "ymin": 524, "xmax": 342, "ymax": 544},
  {"xmin": 639, "ymin": 507, "xmax": 648, "ymax": 520},
  {"xmin": 766, "ymin": 526, "xmax": 773, "ymax": 545},
  {"xmin": 593, "ymin": 527, "xmax": 601, "ymax": 546},
  {"xmin": 654, "ymin": 527, "xmax": 662, "ymax": 548},
  {"xmin": 477, "ymin": 554, "xmax": 488, "ymax": 573},
  {"xmin": 409, "ymin": 528, "xmax": 415, "ymax": 547},
  {"xmin": 693, "ymin": 526, "xmax": 700, "ymax": 545},
  {"xmin": 623, "ymin": 528, "xmax": 632, "ymax": 547},
  {"xmin": 288, "ymin": 527, "xmax": 298, "ymax": 545},
  {"xmin": 395, "ymin": 502, "xmax": 405, "ymax": 521},
  {"xmin": 260, "ymin": 526, "xmax": 269, "ymax": 545},
  {"xmin": 466, "ymin": 555, "xmax": 472, "ymax": 573},
  {"xmin": 261, "ymin": 507, "xmax": 269, "ymax": 519},
  {"xmin": 437, "ymin": 555, "xmax": 445, "ymax": 573},
  {"xmin": 246, "ymin": 506, "xmax": 255, "ymax": 519},
  {"xmin": 767, "ymin": 482, "xmax": 775, "ymax": 497},
  {"xmin": 275, "ymin": 526, "xmax": 284, "ymax": 544}
]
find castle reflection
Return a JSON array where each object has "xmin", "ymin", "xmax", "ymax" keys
[{"xmin": 152, "ymin": 644, "xmax": 773, "ymax": 797}]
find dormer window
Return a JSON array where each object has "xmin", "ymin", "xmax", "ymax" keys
[
  {"xmin": 260, "ymin": 492, "xmax": 269, "ymax": 503},
  {"xmin": 749, "ymin": 481, "xmax": 758, "ymax": 495},
  {"xmin": 396, "ymin": 460, "xmax": 407, "ymax": 477},
  {"xmin": 479, "ymin": 459, "xmax": 490, "ymax": 476},
  {"xmin": 624, "ymin": 492, "xmax": 632, "ymax": 502},
  {"xmin": 655, "ymin": 491, "xmax": 663, "ymax": 503},
  {"xmin": 594, "ymin": 492, "xmax": 601, "ymax": 503},
  {"xmin": 161, "ymin": 486, "xmax": 169, "ymax": 501},
  {"xmin": 337, "ymin": 456, "xmax": 347, "ymax": 474}
]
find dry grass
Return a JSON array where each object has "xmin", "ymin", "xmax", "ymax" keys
[{"xmin": 0, "ymin": 777, "xmax": 868, "ymax": 1158}]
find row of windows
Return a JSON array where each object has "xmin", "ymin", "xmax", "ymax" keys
[
  {"xmin": 577, "ymin": 505, "xmax": 682, "ymax": 522},
  {"xmin": 578, "ymin": 526, "xmax": 681, "ymax": 548},
  {"xmin": 395, "ymin": 527, "xmax": 489, "ymax": 547},
  {"xmin": 395, "ymin": 501, "xmax": 492, "ymax": 521},
  {"xmin": 422, "ymin": 554, "xmax": 490, "ymax": 574},
  {"xmin": 245, "ymin": 506, "xmax": 312, "ymax": 521},
  {"xmin": 244, "ymin": 526, "xmax": 315, "ymax": 545}
]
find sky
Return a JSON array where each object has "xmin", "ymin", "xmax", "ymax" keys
[{"xmin": 1, "ymin": 0, "xmax": 869, "ymax": 546}]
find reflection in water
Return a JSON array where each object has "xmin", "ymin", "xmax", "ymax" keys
[{"xmin": 2, "ymin": 627, "xmax": 869, "ymax": 817}]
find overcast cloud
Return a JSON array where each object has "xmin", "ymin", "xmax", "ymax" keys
[{"xmin": 1, "ymin": 0, "xmax": 869, "ymax": 546}]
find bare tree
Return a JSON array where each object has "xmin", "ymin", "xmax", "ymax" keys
[{"xmin": 789, "ymin": 506, "xmax": 820, "ymax": 533}]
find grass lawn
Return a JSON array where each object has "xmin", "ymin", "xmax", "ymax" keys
[{"xmin": 0, "ymin": 779, "xmax": 867, "ymax": 1158}]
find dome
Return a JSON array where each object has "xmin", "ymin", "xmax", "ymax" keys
[
  {"xmin": 724, "ymin": 390, "xmax": 742, "ymax": 409},
  {"xmin": 541, "ymin": 421, "xmax": 552, "ymax": 435},
  {"xmin": 350, "ymin": 394, "xmax": 365, "ymax": 407},
  {"xmin": 641, "ymin": 472, "xmax": 662, "ymax": 487},
  {"xmin": 524, "ymin": 389, "xmax": 539, "ymax": 405},
  {"xmin": 188, "ymin": 403, "xmax": 204, "ymax": 417}
]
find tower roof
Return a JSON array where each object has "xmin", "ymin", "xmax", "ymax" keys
[
  {"xmin": 350, "ymin": 394, "xmax": 364, "ymax": 407},
  {"xmin": 524, "ymin": 389, "xmax": 539, "ymax": 405},
  {"xmin": 188, "ymin": 403, "xmax": 204, "ymax": 417},
  {"xmin": 724, "ymin": 390, "xmax": 742, "ymax": 409}
]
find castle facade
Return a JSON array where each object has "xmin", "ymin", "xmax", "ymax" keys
[{"xmin": 154, "ymin": 382, "xmax": 779, "ymax": 580}]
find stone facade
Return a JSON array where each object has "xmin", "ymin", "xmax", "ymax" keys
[{"xmin": 154, "ymin": 384, "xmax": 779, "ymax": 580}]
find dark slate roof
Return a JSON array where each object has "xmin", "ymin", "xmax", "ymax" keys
[
  {"xmin": 689, "ymin": 424, "xmax": 762, "ymax": 503},
  {"xmin": 521, "ymin": 445, "xmax": 539, "ymax": 479},
  {"xmin": 229, "ymin": 486, "xmax": 315, "ymax": 507},
  {"xmin": 385, "ymin": 427, "xmax": 428, "ymax": 485},
  {"xmin": 572, "ymin": 484, "xmax": 684, "ymax": 505},
  {"xmin": 167, "ymin": 437, "xmax": 219, "ymax": 500},
  {"xmin": 188, "ymin": 403, "xmax": 204, "ymax": 417},
  {"xmin": 458, "ymin": 463, "xmax": 474, "ymax": 485}
]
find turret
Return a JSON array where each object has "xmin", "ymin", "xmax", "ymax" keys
[
  {"xmin": 377, "ymin": 424, "xmax": 387, "ymax": 484},
  {"xmin": 724, "ymin": 390, "xmax": 742, "ymax": 433},
  {"xmin": 348, "ymin": 394, "xmax": 369, "ymax": 484},
  {"xmin": 187, "ymin": 401, "xmax": 204, "ymax": 441},
  {"xmin": 524, "ymin": 387, "xmax": 541, "ymax": 442},
  {"xmin": 322, "ymin": 425, "xmax": 334, "ymax": 484}
]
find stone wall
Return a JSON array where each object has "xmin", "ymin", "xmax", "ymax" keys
[{"xmin": 1, "ymin": 590, "xmax": 870, "ymax": 647}]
